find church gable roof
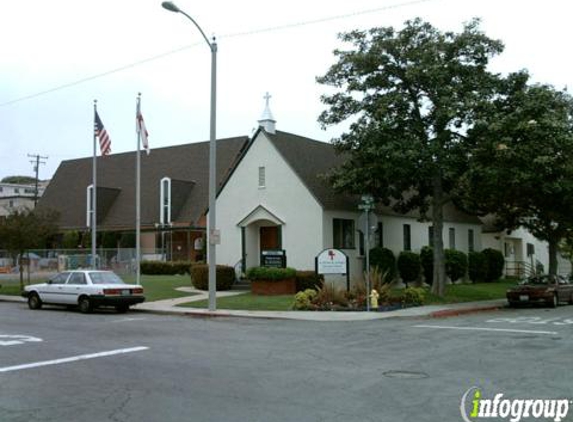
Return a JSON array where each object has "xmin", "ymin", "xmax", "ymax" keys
[{"xmin": 38, "ymin": 136, "xmax": 249, "ymax": 230}]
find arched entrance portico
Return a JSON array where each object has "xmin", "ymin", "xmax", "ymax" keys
[{"xmin": 237, "ymin": 205, "xmax": 285, "ymax": 272}]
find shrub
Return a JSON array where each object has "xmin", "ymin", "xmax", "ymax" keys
[
  {"xmin": 141, "ymin": 261, "xmax": 192, "ymax": 275},
  {"xmin": 101, "ymin": 231, "xmax": 119, "ymax": 249},
  {"xmin": 468, "ymin": 251, "xmax": 487, "ymax": 283},
  {"xmin": 172, "ymin": 261, "xmax": 193, "ymax": 275},
  {"xmin": 295, "ymin": 271, "xmax": 324, "ymax": 292},
  {"xmin": 313, "ymin": 284, "xmax": 349, "ymax": 310},
  {"xmin": 351, "ymin": 278, "xmax": 392, "ymax": 308},
  {"xmin": 369, "ymin": 247, "xmax": 396, "ymax": 280},
  {"xmin": 397, "ymin": 251, "xmax": 421, "ymax": 286},
  {"xmin": 400, "ymin": 287, "xmax": 425, "ymax": 306},
  {"xmin": 119, "ymin": 232, "xmax": 136, "ymax": 248},
  {"xmin": 368, "ymin": 266, "xmax": 394, "ymax": 291},
  {"xmin": 482, "ymin": 248, "xmax": 505, "ymax": 282},
  {"xmin": 246, "ymin": 267, "xmax": 296, "ymax": 281},
  {"xmin": 292, "ymin": 289, "xmax": 318, "ymax": 310},
  {"xmin": 445, "ymin": 249, "xmax": 468, "ymax": 283},
  {"xmin": 191, "ymin": 264, "xmax": 235, "ymax": 291},
  {"xmin": 61, "ymin": 231, "xmax": 80, "ymax": 249},
  {"xmin": 420, "ymin": 246, "xmax": 433, "ymax": 285}
]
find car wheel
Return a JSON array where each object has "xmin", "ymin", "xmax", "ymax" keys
[
  {"xmin": 550, "ymin": 293, "xmax": 558, "ymax": 308},
  {"xmin": 78, "ymin": 297, "xmax": 92, "ymax": 314},
  {"xmin": 28, "ymin": 293, "xmax": 42, "ymax": 310},
  {"xmin": 115, "ymin": 304, "xmax": 129, "ymax": 313}
]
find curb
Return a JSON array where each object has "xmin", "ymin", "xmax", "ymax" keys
[
  {"xmin": 132, "ymin": 307, "xmax": 306, "ymax": 321},
  {"xmin": 430, "ymin": 305, "xmax": 504, "ymax": 318}
]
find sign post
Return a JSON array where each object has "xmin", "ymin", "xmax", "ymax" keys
[
  {"xmin": 315, "ymin": 249, "xmax": 350, "ymax": 292},
  {"xmin": 358, "ymin": 195, "xmax": 375, "ymax": 311}
]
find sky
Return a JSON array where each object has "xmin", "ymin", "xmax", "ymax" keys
[{"xmin": 1, "ymin": 0, "xmax": 572, "ymax": 181}]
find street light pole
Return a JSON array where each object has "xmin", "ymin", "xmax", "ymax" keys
[{"xmin": 162, "ymin": 1, "xmax": 218, "ymax": 311}]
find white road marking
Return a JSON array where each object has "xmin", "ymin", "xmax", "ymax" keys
[
  {"xmin": 487, "ymin": 316, "xmax": 573, "ymax": 326},
  {"xmin": 0, "ymin": 335, "xmax": 43, "ymax": 347},
  {"xmin": 111, "ymin": 317, "xmax": 147, "ymax": 323},
  {"xmin": 0, "ymin": 346, "xmax": 149, "ymax": 373},
  {"xmin": 413, "ymin": 325, "xmax": 558, "ymax": 335}
]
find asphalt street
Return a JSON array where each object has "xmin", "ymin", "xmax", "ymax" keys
[{"xmin": 1, "ymin": 302, "xmax": 572, "ymax": 422}]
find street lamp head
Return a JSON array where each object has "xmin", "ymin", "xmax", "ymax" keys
[{"xmin": 161, "ymin": 1, "xmax": 180, "ymax": 13}]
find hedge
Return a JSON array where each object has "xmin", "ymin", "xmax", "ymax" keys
[
  {"xmin": 246, "ymin": 267, "xmax": 297, "ymax": 281},
  {"xmin": 482, "ymin": 248, "xmax": 505, "ymax": 282},
  {"xmin": 445, "ymin": 249, "xmax": 468, "ymax": 283},
  {"xmin": 140, "ymin": 260, "xmax": 193, "ymax": 275},
  {"xmin": 420, "ymin": 246, "xmax": 433, "ymax": 286},
  {"xmin": 295, "ymin": 271, "xmax": 324, "ymax": 292},
  {"xmin": 190, "ymin": 264, "xmax": 235, "ymax": 291},
  {"xmin": 397, "ymin": 251, "xmax": 421, "ymax": 286},
  {"xmin": 369, "ymin": 247, "xmax": 396, "ymax": 280},
  {"xmin": 468, "ymin": 251, "xmax": 487, "ymax": 283}
]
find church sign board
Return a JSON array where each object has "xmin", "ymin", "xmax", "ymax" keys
[
  {"xmin": 260, "ymin": 250, "xmax": 286, "ymax": 268},
  {"xmin": 315, "ymin": 248, "xmax": 350, "ymax": 291}
]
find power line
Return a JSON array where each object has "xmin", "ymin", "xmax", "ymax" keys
[{"xmin": 0, "ymin": 0, "xmax": 438, "ymax": 108}]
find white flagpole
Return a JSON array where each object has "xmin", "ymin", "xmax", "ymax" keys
[
  {"xmin": 92, "ymin": 100, "xmax": 98, "ymax": 270},
  {"xmin": 135, "ymin": 93, "xmax": 142, "ymax": 285}
]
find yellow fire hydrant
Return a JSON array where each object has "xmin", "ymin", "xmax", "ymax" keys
[{"xmin": 370, "ymin": 289, "xmax": 379, "ymax": 309}]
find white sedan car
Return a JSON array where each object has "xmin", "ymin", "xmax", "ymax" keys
[{"xmin": 22, "ymin": 270, "xmax": 145, "ymax": 313}]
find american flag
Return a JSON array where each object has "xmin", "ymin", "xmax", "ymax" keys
[{"xmin": 94, "ymin": 111, "xmax": 111, "ymax": 156}]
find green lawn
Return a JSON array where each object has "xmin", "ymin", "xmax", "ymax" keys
[
  {"xmin": 181, "ymin": 281, "xmax": 516, "ymax": 311},
  {"xmin": 123, "ymin": 274, "xmax": 195, "ymax": 302},
  {"xmin": 180, "ymin": 293, "xmax": 295, "ymax": 311},
  {"xmin": 420, "ymin": 280, "xmax": 516, "ymax": 304},
  {"xmin": 0, "ymin": 274, "xmax": 195, "ymax": 303},
  {"xmin": 1, "ymin": 276, "xmax": 515, "ymax": 308},
  {"xmin": 0, "ymin": 282, "xmax": 24, "ymax": 296}
]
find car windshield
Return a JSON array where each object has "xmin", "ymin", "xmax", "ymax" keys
[
  {"xmin": 88, "ymin": 272, "xmax": 126, "ymax": 285},
  {"xmin": 523, "ymin": 276, "xmax": 552, "ymax": 285}
]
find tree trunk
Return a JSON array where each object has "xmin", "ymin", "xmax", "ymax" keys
[
  {"xmin": 548, "ymin": 237, "xmax": 558, "ymax": 276},
  {"xmin": 430, "ymin": 176, "xmax": 446, "ymax": 297}
]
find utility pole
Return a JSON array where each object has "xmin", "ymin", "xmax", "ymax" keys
[{"xmin": 27, "ymin": 154, "xmax": 48, "ymax": 207}]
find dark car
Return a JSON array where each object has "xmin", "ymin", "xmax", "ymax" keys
[{"xmin": 506, "ymin": 274, "xmax": 573, "ymax": 308}]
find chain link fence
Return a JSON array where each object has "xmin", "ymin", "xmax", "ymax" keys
[{"xmin": 0, "ymin": 248, "xmax": 167, "ymax": 279}]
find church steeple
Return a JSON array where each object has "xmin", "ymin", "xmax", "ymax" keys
[{"xmin": 258, "ymin": 92, "xmax": 276, "ymax": 134}]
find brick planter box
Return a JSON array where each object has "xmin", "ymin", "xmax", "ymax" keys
[{"xmin": 251, "ymin": 278, "xmax": 296, "ymax": 295}]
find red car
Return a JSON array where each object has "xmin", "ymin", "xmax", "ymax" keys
[{"xmin": 506, "ymin": 274, "xmax": 573, "ymax": 308}]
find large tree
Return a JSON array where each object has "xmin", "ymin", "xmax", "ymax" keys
[
  {"xmin": 461, "ymin": 74, "xmax": 573, "ymax": 275},
  {"xmin": 317, "ymin": 18, "xmax": 503, "ymax": 295},
  {"xmin": 0, "ymin": 208, "xmax": 59, "ymax": 290},
  {"xmin": 1, "ymin": 175, "xmax": 37, "ymax": 184}
]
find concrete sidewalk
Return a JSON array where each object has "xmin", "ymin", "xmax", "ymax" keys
[{"xmin": 0, "ymin": 288, "xmax": 506, "ymax": 321}]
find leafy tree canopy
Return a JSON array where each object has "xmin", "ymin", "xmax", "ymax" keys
[
  {"xmin": 317, "ymin": 18, "xmax": 504, "ymax": 295},
  {"xmin": 1, "ymin": 176, "xmax": 36, "ymax": 184},
  {"xmin": 0, "ymin": 208, "xmax": 59, "ymax": 289},
  {"xmin": 462, "ymin": 76, "xmax": 573, "ymax": 274}
]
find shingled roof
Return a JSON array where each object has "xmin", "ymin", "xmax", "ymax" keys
[
  {"xmin": 264, "ymin": 130, "xmax": 482, "ymax": 225},
  {"xmin": 38, "ymin": 136, "xmax": 249, "ymax": 230}
]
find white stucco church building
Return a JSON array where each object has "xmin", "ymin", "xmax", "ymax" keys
[{"xmin": 211, "ymin": 97, "xmax": 525, "ymax": 282}]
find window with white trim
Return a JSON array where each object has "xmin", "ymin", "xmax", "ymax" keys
[
  {"xmin": 160, "ymin": 177, "xmax": 171, "ymax": 224},
  {"xmin": 468, "ymin": 229, "xmax": 475, "ymax": 252},
  {"xmin": 403, "ymin": 224, "xmax": 411, "ymax": 251},
  {"xmin": 449, "ymin": 227, "xmax": 456, "ymax": 249}
]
